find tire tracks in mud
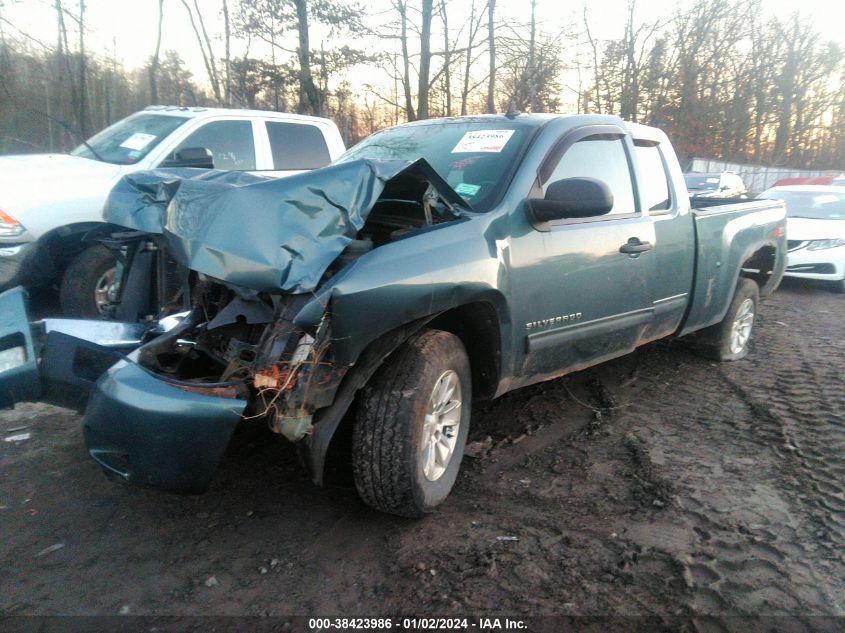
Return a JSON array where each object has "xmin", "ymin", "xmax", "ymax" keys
[
  {"xmin": 621, "ymin": 291, "xmax": 844, "ymax": 619},
  {"xmin": 711, "ymin": 313, "xmax": 845, "ymax": 615}
]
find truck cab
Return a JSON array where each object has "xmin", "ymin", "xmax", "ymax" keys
[{"xmin": 0, "ymin": 106, "xmax": 345, "ymax": 317}]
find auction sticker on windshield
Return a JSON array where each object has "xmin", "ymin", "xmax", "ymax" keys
[
  {"xmin": 119, "ymin": 132, "xmax": 157, "ymax": 151},
  {"xmin": 451, "ymin": 129, "xmax": 515, "ymax": 153}
]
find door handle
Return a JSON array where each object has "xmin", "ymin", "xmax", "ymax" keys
[{"xmin": 619, "ymin": 238, "xmax": 653, "ymax": 254}]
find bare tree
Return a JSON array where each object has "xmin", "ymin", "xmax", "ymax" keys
[
  {"xmin": 486, "ymin": 0, "xmax": 496, "ymax": 113},
  {"xmin": 149, "ymin": 0, "xmax": 164, "ymax": 104},
  {"xmin": 223, "ymin": 0, "xmax": 232, "ymax": 105},
  {"xmin": 294, "ymin": 0, "xmax": 319, "ymax": 114},
  {"xmin": 180, "ymin": 0, "xmax": 222, "ymax": 102},
  {"xmin": 459, "ymin": 0, "xmax": 487, "ymax": 115}
]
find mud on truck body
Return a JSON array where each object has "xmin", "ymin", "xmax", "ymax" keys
[{"xmin": 0, "ymin": 114, "xmax": 786, "ymax": 517}]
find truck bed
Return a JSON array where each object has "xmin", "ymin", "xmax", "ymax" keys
[{"xmin": 680, "ymin": 198, "xmax": 786, "ymax": 336}]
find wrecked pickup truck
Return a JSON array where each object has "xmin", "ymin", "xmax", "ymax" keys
[{"xmin": 0, "ymin": 114, "xmax": 786, "ymax": 517}]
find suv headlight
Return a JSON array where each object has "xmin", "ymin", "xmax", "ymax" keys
[
  {"xmin": 807, "ymin": 238, "xmax": 845, "ymax": 250},
  {"xmin": 0, "ymin": 210, "xmax": 25, "ymax": 237}
]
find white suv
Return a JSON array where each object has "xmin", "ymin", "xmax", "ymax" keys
[{"xmin": 0, "ymin": 106, "xmax": 345, "ymax": 316}]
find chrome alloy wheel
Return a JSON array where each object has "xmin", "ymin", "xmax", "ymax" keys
[
  {"xmin": 94, "ymin": 267, "xmax": 118, "ymax": 315},
  {"xmin": 421, "ymin": 369, "xmax": 463, "ymax": 482},
  {"xmin": 729, "ymin": 297, "xmax": 755, "ymax": 355}
]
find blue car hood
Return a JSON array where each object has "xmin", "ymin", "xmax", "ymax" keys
[{"xmin": 103, "ymin": 159, "xmax": 466, "ymax": 293}]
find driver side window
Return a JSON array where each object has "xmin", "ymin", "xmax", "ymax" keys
[
  {"xmin": 170, "ymin": 120, "xmax": 256, "ymax": 170},
  {"xmin": 543, "ymin": 135, "xmax": 637, "ymax": 216}
]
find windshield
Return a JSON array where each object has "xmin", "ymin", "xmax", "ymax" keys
[
  {"xmin": 759, "ymin": 190, "xmax": 845, "ymax": 220},
  {"xmin": 71, "ymin": 113, "xmax": 189, "ymax": 165},
  {"xmin": 685, "ymin": 174, "xmax": 720, "ymax": 191},
  {"xmin": 336, "ymin": 119, "xmax": 537, "ymax": 211}
]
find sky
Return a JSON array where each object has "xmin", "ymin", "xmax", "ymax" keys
[{"xmin": 3, "ymin": 0, "xmax": 845, "ymax": 105}]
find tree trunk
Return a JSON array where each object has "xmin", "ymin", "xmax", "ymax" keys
[
  {"xmin": 180, "ymin": 0, "xmax": 222, "ymax": 102},
  {"xmin": 440, "ymin": 0, "xmax": 451, "ymax": 117},
  {"xmin": 397, "ymin": 0, "xmax": 416, "ymax": 121},
  {"xmin": 149, "ymin": 0, "xmax": 164, "ymax": 104},
  {"xmin": 416, "ymin": 0, "xmax": 433, "ymax": 119},
  {"xmin": 294, "ymin": 0, "xmax": 320, "ymax": 115},
  {"xmin": 582, "ymin": 7, "xmax": 601, "ymax": 113},
  {"xmin": 486, "ymin": 0, "xmax": 496, "ymax": 113},
  {"xmin": 460, "ymin": 0, "xmax": 479, "ymax": 116},
  {"xmin": 223, "ymin": 0, "xmax": 231, "ymax": 106},
  {"xmin": 77, "ymin": 0, "xmax": 87, "ymax": 136},
  {"xmin": 527, "ymin": 0, "xmax": 536, "ymax": 111}
]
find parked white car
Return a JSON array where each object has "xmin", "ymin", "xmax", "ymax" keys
[
  {"xmin": 758, "ymin": 185, "xmax": 845, "ymax": 293},
  {"xmin": 0, "ymin": 106, "xmax": 345, "ymax": 316},
  {"xmin": 684, "ymin": 171, "xmax": 748, "ymax": 199}
]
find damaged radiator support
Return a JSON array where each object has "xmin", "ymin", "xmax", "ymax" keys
[
  {"xmin": 135, "ymin": 285, "xmax": 347, "ymax": 443},
  {"xmin": 247, "ymin": 311, "xmax": 347, "ymax": 442}
]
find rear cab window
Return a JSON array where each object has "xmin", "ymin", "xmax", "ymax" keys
[
  {"xmin": 266, "ymin": 122, "xmax": 331, "ymax": 170},
  {"xmin": 634, "ymin": 142, "xmax": 672, "ymax": 213}
]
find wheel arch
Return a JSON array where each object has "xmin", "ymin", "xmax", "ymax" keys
[
  {"xmin": 304, "ymin": 295, "xmax": 508, "ymax": 485},
  {"xmin": 740, "ymin": 241, "xmax": 781, "ymax": 297},
  {"xmin": 39, "ymin": 222, "xmax": 111, "ymax": 277}
]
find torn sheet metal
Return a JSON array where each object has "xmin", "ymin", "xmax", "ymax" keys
[{"xmin": 104, "ymin": 159, "xmax": 466, "ymax": 294}]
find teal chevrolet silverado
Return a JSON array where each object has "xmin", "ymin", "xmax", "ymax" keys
[{"xmin": 0, "ymin": 114, "xmax": 786, "ymax": 517}]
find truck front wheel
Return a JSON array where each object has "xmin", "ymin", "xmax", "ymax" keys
[
  {"xmin": 352, "ymin": 329, "xmax": 471, "ymax": 517},
  {"xmin": 702, "ymin": 277, "xmax": 759, "ymax": 361},
  {"xmin": 59, "ymin": 245, "xmax": 117, "ymax": 318}
]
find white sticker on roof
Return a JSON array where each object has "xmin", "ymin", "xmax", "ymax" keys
[
  {"xmin": 119, "ymin": 132, "xmax": 157, "ymax": 151},
  {"xmin": 451, "ymin": 129, "xmax": 515, "ymax": 153}
]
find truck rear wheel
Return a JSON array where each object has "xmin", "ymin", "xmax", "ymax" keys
[
  {"xmin": 352, "ymin": 329, "xmax": 471, "ymax": 517},
  {"xmin": 701, "ymin": 277, "xmax": 759, "ymax": 361},
  {"xmin": 59, "ymin": 245, "xmax": 117, "ymax": 318}
]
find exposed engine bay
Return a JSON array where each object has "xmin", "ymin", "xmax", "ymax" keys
[{"xmin": 91, "ymin": 159, "xmax": 468, "ymax": 442}]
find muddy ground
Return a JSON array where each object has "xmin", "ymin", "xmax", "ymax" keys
[{"xmin": 1, "ymin": 279, "xmax": 843, "ymax": 630}]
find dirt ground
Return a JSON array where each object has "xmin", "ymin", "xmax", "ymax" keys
[{"xmin": 1, "ymin": 279, "xmax": 843, "ymax": 629}]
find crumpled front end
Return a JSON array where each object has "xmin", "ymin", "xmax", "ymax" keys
[
  {"xmin": 84, "ymin": 360, "xmax": 246, "ymax": 492},
  {"xmin": 0, "ymin": 158, "xmax": 468, "ymax": 493},
  {"xmin": 76, "ymin": 157, "xmax": 467, "ymax": 490}
]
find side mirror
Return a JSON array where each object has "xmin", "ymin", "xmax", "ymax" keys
[
  {"xmin": 161, "ymin": 147, "xmax": 214, "ymax": 169},
  {"xmin": 527, "ymin": 177, "xmax": 614, "ymax": 224}
]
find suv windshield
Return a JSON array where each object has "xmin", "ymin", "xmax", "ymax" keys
[
  {"xmin": 71, "ymin": 113, "xmax": 189, "ymax": 165},
  {"xmin": 759, "ymin": 190, "xmax": 845, "ymax": 220},
  {"xmin": 336, "ymin": 119, "xmax": 537, "ymax": 211},
  {"xmin": 684, "ymin": 174, "xmax": 720, "ymax": 191}
]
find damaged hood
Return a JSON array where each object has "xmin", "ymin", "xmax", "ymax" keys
[{"xmin": 104, "ymin": 159, "xmax": 467, "ymax": 293}]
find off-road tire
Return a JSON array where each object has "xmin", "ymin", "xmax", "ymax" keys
[
  {"xmin": 59, "ymin": 245, "xmax": 117, "ymax": 318},
  {"xmin": 352, "ymin": 329, "xmax": 471, "ymax": 517},
  {"xmin": 700, "ymin": 277, "xmax": 759, "ymax": 361}
]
